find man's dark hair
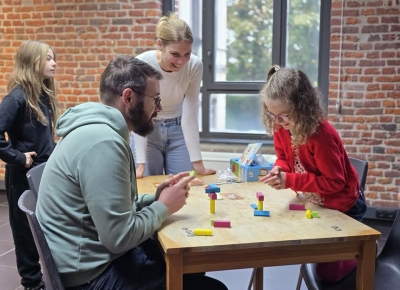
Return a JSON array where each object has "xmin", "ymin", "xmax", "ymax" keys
[{"xmin": 100, "ymin": 55, "xmax": 163, "ymax": 105}]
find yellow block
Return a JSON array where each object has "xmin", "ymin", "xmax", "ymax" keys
[
  {"xmin": 210, "ymin": 199, "xmax": 215, "ymax": 214},
  {"xmin": 193, "ymin": 229, "xmax": 213, "ymax": 236},
  {"xmin": 306, "ymin": 209, "xmax": 312, "ymax": 219},
  {"xmin": 257, "ymin": 200, "xmax": 263, "ymax": 210}
]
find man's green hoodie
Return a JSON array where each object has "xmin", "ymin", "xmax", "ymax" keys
[{"xmin": 36, "ymin": 102, "xmax": 169, "ymax": 287}]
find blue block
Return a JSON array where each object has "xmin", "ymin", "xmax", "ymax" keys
[
  {"xmin": 251, "ymin": 203, "xmax": 258, "ymax": 209},
  {"xmin": 205, "ymin": 184, "xmax": 221, "ymax": 193},
  {"xmin": 254, "ymin": 210, "xmax": 270, "ymax": 217}
]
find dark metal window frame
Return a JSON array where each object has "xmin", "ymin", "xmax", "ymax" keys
[{"xmin": 162, "ymin": 0, "xmax": 331, "ymax": 144}]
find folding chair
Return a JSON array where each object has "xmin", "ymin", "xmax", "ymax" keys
[
  {"xmin": 26, "ymin": 162, "xmax": 46, "ymax": 199},
  {"xmin": 18, "ymin": 190, "xmax": 65, "ymax": 290}
]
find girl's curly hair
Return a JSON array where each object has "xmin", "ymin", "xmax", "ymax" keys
[{"xmin": 261, "ymin": 65, "xmax": 324, "ymax": 146}]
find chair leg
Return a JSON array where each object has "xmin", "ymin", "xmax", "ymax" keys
[
  {"xmin": 296, "ymin": 271, "xmax": 303, "ymax": 290},
  {"xmin": 247, "ymin": 268, "xmax": 256, "ymax": 290}
]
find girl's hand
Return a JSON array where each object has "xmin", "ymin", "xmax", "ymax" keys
[
  {"xmin": 24, "ymin": 151, "xmax": 37, "ymax": 168},
  {"xmin": 259, "ymin": 168, "xmax": 286, "ymax": 190},
  {"xmin": 192, "ymin": 160, "xmax": 216, "ymax": 175}
]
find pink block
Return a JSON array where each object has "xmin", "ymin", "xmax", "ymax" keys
[
  {"xmin": 289, "ymin": 203, "xmax": 306, "ymax": 210},
  {"xmin": 256, "ymin": 192, "xmax": 264, "ymax": 201},
  {"xmin": 213, "ymin": 220, "xmax": 231, "ymax": 228},
  {"xmin": 209, "ymin": 193, "xmax": 217, "ymax": 200}
]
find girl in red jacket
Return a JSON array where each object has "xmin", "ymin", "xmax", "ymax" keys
[{"xmin": 259, "ymin": 65, "xmax": 366, "ymax": 283}]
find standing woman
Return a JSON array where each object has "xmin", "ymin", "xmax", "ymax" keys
[
  {"xmin": 131, "ymin": 13, "xmax": 216, "ymax": 178},
  {"xmin": 0, "ymin": 40, "xmax": 59, "ymax": 290}
]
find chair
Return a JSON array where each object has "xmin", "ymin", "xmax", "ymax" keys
[
  {"xmin": 295, "ymin": 157, "xmax": 392, "ymax": 290},
  {"xmin": 18, "ymin": 190, "xmax": 65, "ymax": 290},
  {"xmin": 26, "ymin": 162, "xmax": 46, "ymax": 199},
  {"xmin": 247, "ymin": 158, "xmax": 370, "ymax": 290},
  {"xmin": 296, "ymin": 209, "xmax": 400, "ymax": 290}
]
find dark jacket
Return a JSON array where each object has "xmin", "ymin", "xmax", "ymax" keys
[{"xmin": 0, "ymin": 85, "xmax": 55, "ymax": 168}]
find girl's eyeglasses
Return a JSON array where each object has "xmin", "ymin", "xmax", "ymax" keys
[
  {"xmin": 131, "ymin": 89, "xmax": 161, "ymax": 107},
  {"xmin": 265, "ymin": 108, "xmax": 291, "ymax": 122}
]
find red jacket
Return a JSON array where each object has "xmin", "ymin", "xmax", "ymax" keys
[{"xmin": 273, "ymin": 120, "xmax": 359, "ymax": 212}]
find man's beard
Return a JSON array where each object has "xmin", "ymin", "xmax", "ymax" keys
[{"xmin": 127, "ymin": 101, "xmax": 156, "ymax": 137}]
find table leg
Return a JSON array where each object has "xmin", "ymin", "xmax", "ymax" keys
[
  {"xmin": 356, "ymin": 239, "xmax": 376, "ymax": 290},
  {"xmin": 253, "ymin": 267, "xmax": 263, "ymax": 290},
  {"xmin": 165, "ymin": 253, "xmax": 183, "ymax": 290}
]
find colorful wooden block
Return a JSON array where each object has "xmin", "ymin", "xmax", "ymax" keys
[
  {"xmin": 213, "ymin": 220, "xmax": 231, "ymax": 228},
  {"xmin": 254, "ymin": 210, "xmax": 270, "ymax": 217},
  {"xmin": 205, "ymin": 184, "xmax": 221, "ymax": 193},
  {"xmin": 210, "ymin": 199, "xmax": 215, "ymax": 214},
  {"xmin": 312, "ymin": 211, "xmax": 319, "ymax": 218},
  {"xmin": 251, "ymin": 203, "xmax": 258, "ymax": 209},
  {"xmin": 208, "ymin": 193, "xmax": 217, "ymax": 200},
  {"xmin": 289, "ymin": 203, "xmax": 306, "ymax": 211},
  {"xmin": 256, "ymin": 192, "xmax": 264, "ymax": 201},
  {"xmin": 193, "ymin": 229, "xmax": 213, "ymax": 236},
  {"xmin": 306, "ymin": 209, "xmax": 312, "ymax": 219},
  {"xmin": 257, "ymin": 200, "xmax": 263, "ymax": 211}
]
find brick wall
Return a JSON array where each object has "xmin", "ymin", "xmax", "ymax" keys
[
  {"xmin": 1, "ymin": 1, "xmax": 399, "ymax": 209},
  {"xmin": 329, "ymin": 0, "xmax": 400, "ymax": 208},
  {"xmin": 0, "ymin": 0, "xmax": 163, "ymax": 180}
]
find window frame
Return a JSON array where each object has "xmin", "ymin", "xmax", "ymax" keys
[{"xmin": 163, "ymin": 0, "xmax": 331, "ymax": 144}]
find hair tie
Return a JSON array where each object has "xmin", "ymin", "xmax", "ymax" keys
[{"xmin": 275, "ymin": 66, "xmax": 280, "ymax": 72}]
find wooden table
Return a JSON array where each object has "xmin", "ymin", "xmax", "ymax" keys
[{"xmin": 137, "ymin": 175, "xmax": 380, "ymax": 290}]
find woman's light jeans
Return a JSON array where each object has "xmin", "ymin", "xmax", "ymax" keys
[{"xmin": 130, "ymin": 116, "xmax": 192, "ymax": 176}]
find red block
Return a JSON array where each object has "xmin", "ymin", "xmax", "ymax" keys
[
  {"xmin": 289, "ymin": 203, "xmax": 306, "ymax": 211},
  {"xmin": 209, "ymin": 193, "xmax": 217, "ymax": 200},
  {"xmin": 213, "ymin": 220, "xmax": 231, "ymax": 228},
  {"xmin": 256, "ymin": 192, "xmax": 264, "ymax": 201}
]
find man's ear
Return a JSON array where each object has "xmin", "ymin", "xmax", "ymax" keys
[{"xmin": 120, "ymin": 88, "xmax": 136, "ymax": 106}]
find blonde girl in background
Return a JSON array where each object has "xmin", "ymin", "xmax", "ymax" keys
[
  {"xmin": 130, "ymin": 13, "xmax": 216, "ymax": 178},
  {"xmin": 0, "ymin": 40, "xmax": 59, "ymax": 290}
]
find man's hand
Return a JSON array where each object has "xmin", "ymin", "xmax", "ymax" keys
[
  {"xmin": 24, "ymin": 151, "xmax": 37, "ymax": 168},
  {"xmin": 157, "ymin": 173, "xmax": 195, "ymax": 215}
]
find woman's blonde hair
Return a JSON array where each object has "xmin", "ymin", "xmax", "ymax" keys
[
  {"xmin": 261, "ymin": 65, "xmax": 324, "ymax": 146},
  {"xmin": 156, "ymin": 13, "xmax": 193, "ymax": 47},
  {"xmin": 7, "ymin": 40, "xmax": 59, "ymax": 126}
]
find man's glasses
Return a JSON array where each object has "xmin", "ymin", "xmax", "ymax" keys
[
  {"xmin": 131, "ymin": 89, "xmax": 161, "ymax": 107},
  {"xmin": 265, "ymin": 108, "xmax": 291, "ymax": 122}
]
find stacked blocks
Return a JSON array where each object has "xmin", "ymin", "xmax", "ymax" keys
[
  {"xmin": 205, "ymin": 184, "xmax": 220, "ymax": 214},
  {"xmin": 256, "ymin": 192, "xmax": 264, "ymax": 210},
  {"xmin": 253, "ymin": 192, "xmax": 270, "ymax": 217}
]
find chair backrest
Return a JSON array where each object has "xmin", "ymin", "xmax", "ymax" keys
[
  {"xmin": 378, "ymin": 209, "xmax": 400, "ymax": 262},
  {"xmin": 349, "ymin": 157, "xmax": 368, "ymax": 197},
  {"xmin": 26, "ymin": 162, "xmax": 46, "ymax": 199},
  {"xmin": 18, "ymin": 190, "xmax": 65, "ymax": 290}
]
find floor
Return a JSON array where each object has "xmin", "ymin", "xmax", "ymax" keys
[{"xmin": 0, "ymin": 190, "xmax": 392, "ymax": 290}]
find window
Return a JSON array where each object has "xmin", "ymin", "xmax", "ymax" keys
[{"xmin": 168, "ymin": 0, "xmax": 330, "ymax": 143}]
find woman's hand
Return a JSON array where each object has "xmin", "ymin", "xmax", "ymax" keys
[
  {"xmin": 192, "ymin": 160, "xmax": 216, "ymax": 175},
  {"xmin": 135, "ymin": 163, "xmax": 145, "ymax": 179}
]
